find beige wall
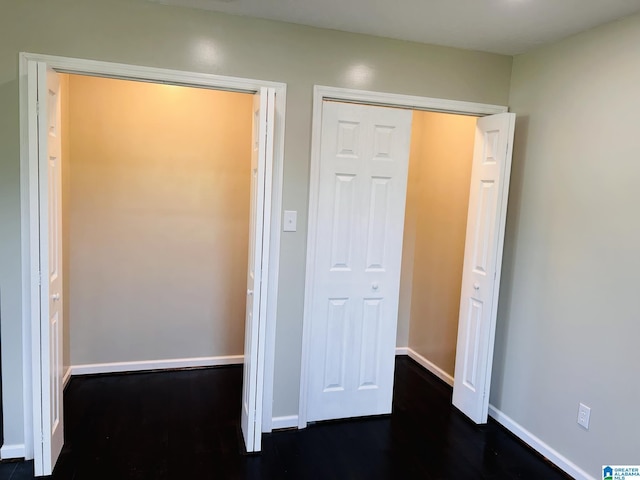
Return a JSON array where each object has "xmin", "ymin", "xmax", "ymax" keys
[
  {"xmin": 398, "ymin": 111, "xmax": 476, "ymax": 375},
  {"xmin": 66, "ymin": 75, "xmax": 251, "ymax": 365},
  {"xmin": 493, "ymin": 12, "xmax": 640, "ymax": 477},
  {"xmin": 0, "ymin": 0, "xmax": 513, "ymax": 446}
]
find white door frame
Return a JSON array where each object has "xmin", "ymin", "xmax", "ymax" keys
[
  {"xmin": 17, "ymin": 52, "xmax": 286, "ymax": 474},
  {"xmin": 298, "ymin": 85, "xmax": 508, "ymax": 428}
]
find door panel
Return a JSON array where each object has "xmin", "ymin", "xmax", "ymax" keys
[
  {"xmin": 38, "ymin": 63, "xmax": 64, "ymax": 475},
  {"xmin": 453, "ymin": 112, "xmax": 516, "ymax": 424},
  {"xmin": 330, "ymin": 174, "xmax": 356, "ymax": 269},
  {"xmin": 240, "ymin": 87, "xmax": 275, "ymax": 452},
  {"xmin": 323, "ymin": 298, "xmax": 349, "ymax": 391},
  {"xmin": 307, "ymin": 101, "xmax": 412, "ymax": 422},
  {"xmin": 365, "ymin": 177, "xmax": 391, "ymax": 269},
  {"xmin": 358, "ymin": 298, "xmax": 382, "ymax": 388}
]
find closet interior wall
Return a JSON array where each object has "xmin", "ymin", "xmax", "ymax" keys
[
  {"xmin": 61, "ymin": 74, "xmax": 253, "ymax": 368},
  {"xmin": 398, "ymin": 111, "xmax": 477, "ymax": 378}
]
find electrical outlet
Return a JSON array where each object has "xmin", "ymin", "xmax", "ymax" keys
[{"xmin": 577, "ymin": 403, "xmax": 591, "ymax": 429}]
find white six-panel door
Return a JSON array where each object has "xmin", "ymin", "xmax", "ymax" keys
[
  {"xmin": 241, "ymin": 87, "xmax": 275, "ymax": 452},
  {"xmin": 306, "ymin": 101, "xmax": 413, "ymax": 422},
  {"xmin": 452, "ymin": 112, "xmax": 516, "ymax": 424},
  {"xmin": 37, "ymin": 63, "xmax": 65, "ymax": 475}
]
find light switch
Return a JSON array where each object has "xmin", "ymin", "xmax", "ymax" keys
[{"xmin": 283, "ymin": 210, "xmax": 297, "ymax": 232}]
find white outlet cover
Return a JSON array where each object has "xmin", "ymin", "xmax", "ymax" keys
[
  {"xmin": 283, "ymin": 210, "xmax": 297, "ymax": 232},
  {"xmin": 577, "ymin": 403, "xmax": 591, "ymax": 429}
]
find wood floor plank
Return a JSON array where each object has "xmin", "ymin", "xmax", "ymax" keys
[{"xmin": 1, "ymin": 358, "xmax": 570, "ymax": 479}]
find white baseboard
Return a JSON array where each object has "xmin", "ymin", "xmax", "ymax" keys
[
  {"xmin": 406, "ymin": 348, "xmax": 454, "ymax": 386},
  {"xmin": 488, "ymin": 405, "xmax": 595, "ymax": 480},
  {"xmin": 271, "ymin": 415, "xmax": 299, "ymax": 430},
  {"xmin": 70, "ymin": 355, "xmax": 244, "ymax": 376},
  {"xmin": 395, "ymin": 347, "xmax": 409, "ymax": 355},
  {"xmin": 402, "ymin": 351, "xmax": 590, "ymax": 479},
  {"xmin": 62, "ymin": 366, "xmax": 72, "ymax": 388},
  {"xmin": 0, "ymin": 443, "xmax": 26, "ymax": 460}
]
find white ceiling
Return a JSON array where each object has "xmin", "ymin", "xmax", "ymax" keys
[{"xmin": 150, "ymin": 0, "xmax": 640, "ymax": 55}]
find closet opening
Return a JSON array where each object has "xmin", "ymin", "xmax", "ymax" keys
[
  {"xmin": 299, "ymin": 87, "xmax": 514, "ymax": 428},
  {"xmin": 20, "ymin": 54, "xmax": 285, "ymax": 476},
  {"xmin": 59, "ymin": 74, "xmax": 253, "ymax": 379},
  {"xmin": 397, "ymin": 110, "xmax": 479, "ymax": 387}
]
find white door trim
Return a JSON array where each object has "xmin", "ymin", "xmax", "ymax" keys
[
  {"xmin": 298, "ymin": 85, "xmax": 508, "ymax": 428},
  {"xmin": 18, "ymin": 52, "xmax": 286, "ymax": 475},
  {"xmin": 314, "ymin": 85, "xmax": 508, "ymax": 116}
]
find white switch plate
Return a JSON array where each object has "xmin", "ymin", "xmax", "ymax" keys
[
  {"xmin": 283, "ymin": 210, "xmax": 297, "ymax": 232},
  {"xmin": 577, "ymin": 403, "xmax": 591, "ymax": 429}
]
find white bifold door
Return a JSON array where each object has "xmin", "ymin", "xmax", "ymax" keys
[
  {"xmin": 306, "ymin": 101, "xmax": 413, "ymax": 421},
  {"xmin": 452, "ymin": 112, "xmax": 515, "ymax": 423},
  {"xmin": 241, "ymin": 87, "xmax": 275, "ymax": 452},
  {"xmin": 37, "ymin": 63, "xmax": 65, "ymax": 476},
  {"xmin": 305, "ymin": 100, "xmax": 515, "ymax": 425}
]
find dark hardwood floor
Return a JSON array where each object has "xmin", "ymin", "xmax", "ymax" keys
[{"xmin": 0, "ymin": 357, "xmax": 570, "ymax": 479}]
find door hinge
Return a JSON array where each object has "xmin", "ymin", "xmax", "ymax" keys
[
  {"xmin": 38, "ymin": 270, "xmax": 42, "ymax": 286},
  {"xmin": 36, "ymin": 101, "xmax": 40, "ymax": 116}
]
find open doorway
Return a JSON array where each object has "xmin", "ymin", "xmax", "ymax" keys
[
  {"xmin": 59, "ymin": 74, "xmax": 253, "ymax": 378},
  {"xmin": 20, "ymin": 54, "xmax": 286, "ymax": 477},
  {"xmin": 299, "ymin": 87, "xmax": 514, "ymax": 428},
  {"xmin": 397, "ymin": 110, "xmax": 478, "ymax": 386}
]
